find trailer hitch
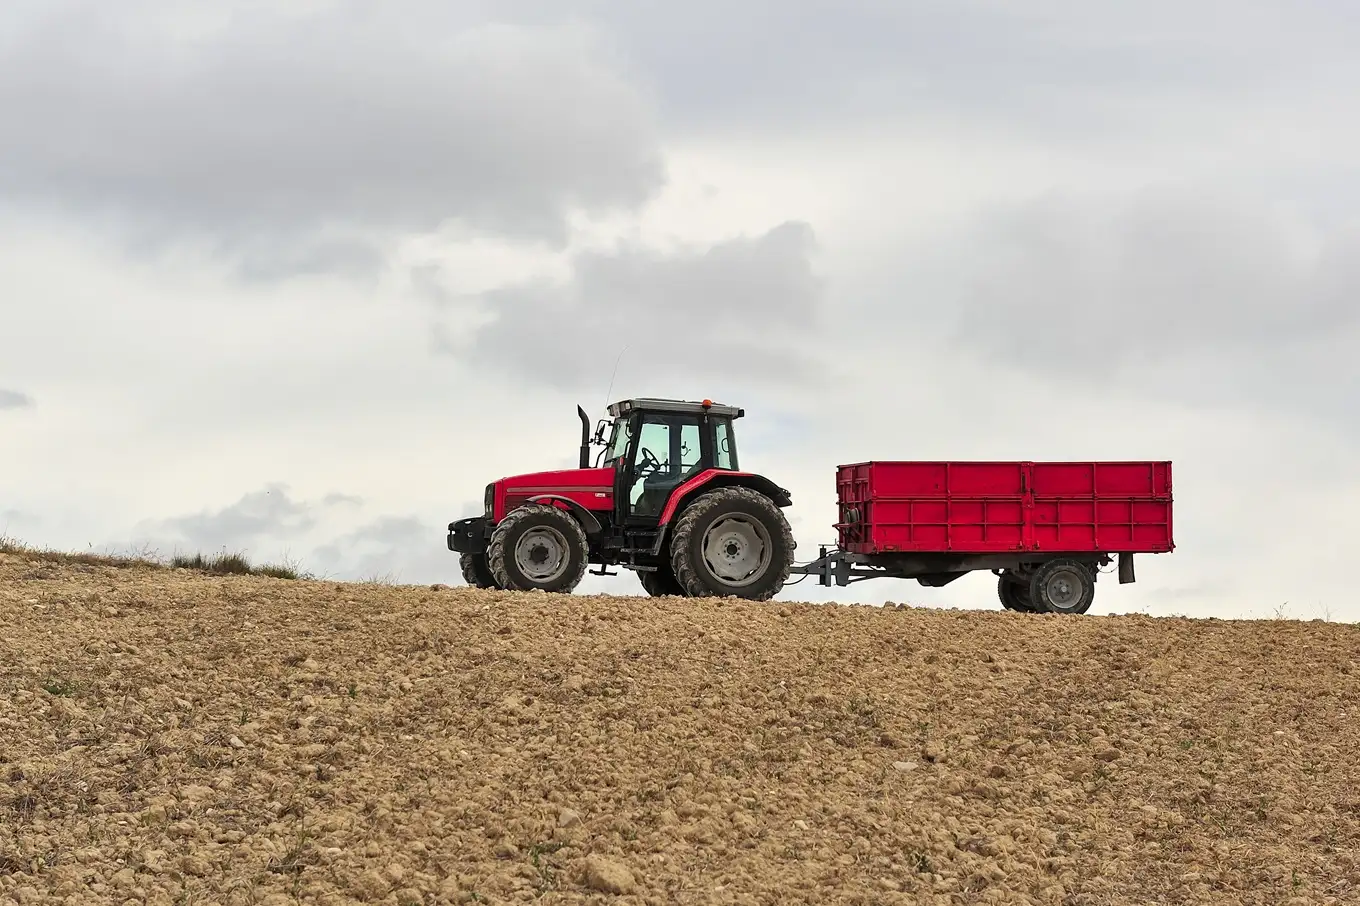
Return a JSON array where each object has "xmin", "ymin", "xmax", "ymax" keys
[{"xmin": 787, "ymin": 546, "xmax": 853, "ymax": 587}]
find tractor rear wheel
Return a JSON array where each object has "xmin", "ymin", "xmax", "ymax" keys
[
  {"xmin": 669, "ymin": 486, "xmax": 794, "ymax": 601},
  {"xmin": 638, "ymin": 562, "xmax": 686, "ymax": 597},
  {"xmin": 487, "ymin": 504, "xmax": 589, "ymax": 594},
  {"xmin": 459, "ymin": 552, "xmax": 498, "ymax": 589},
  {"xmin": 997, "ymin": 572, "xmax": 1035, "ymax": 612},
  {"xmin": 1028, "ymin": 558, "xmax": 1096, "ymax": 614}
]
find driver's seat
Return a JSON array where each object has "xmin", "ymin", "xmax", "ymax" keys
[{"xmin": 633, "ymin": 461, "xmax": 705, "ymax": 519}]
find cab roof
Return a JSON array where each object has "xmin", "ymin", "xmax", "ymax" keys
[{"xmin": 607, "ymin": 397, "xmax": 743, "ymax": 419}]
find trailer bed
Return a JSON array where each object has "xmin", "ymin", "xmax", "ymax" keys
[{"xmin": 835, "ymin": 460, "xmax": 1173, "ymax": 556}]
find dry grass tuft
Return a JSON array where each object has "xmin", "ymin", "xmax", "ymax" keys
[
  {"xmin": 0, "ymin": 534, "xmax": 307, "ymax": 580},
  {"xmin": 0, "ymin": 534, "xmax": 164, "ymax": 572}
]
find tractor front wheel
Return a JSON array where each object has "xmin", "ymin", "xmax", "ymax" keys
[
  {"xmin": 487, "ymin": 504, "xmax": 589, "ymax": 594},
  {"xmin": 669, "ymin": 486, "xmax": 794, "ymax": 601},
  {"xmin": 459, "ymin": 552, "xmax": 498, "ymax": 589}
]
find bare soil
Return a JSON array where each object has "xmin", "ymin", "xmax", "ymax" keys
[{"xmin": 2, "ymin": 551, "xmax": 1358, "ymax": 905}]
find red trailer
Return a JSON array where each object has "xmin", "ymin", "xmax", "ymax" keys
[{"xmin": 791, "ymin": 460, "xmax": 1174, "ymax": 613}]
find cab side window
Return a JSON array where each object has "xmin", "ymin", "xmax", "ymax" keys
[
  {"xmin": 713, "ymin": 419, "xmax": 736, "ymax": 470},
  {"xmin": 629, "ymin": 420, "xmax": 673, "ymax": 507},
  {"xmin": 679, "ymin": 422, "xmax": 702, "ymax": 474}
]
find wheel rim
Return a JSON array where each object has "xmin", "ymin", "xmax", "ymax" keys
[
  {"xmin": 701, "ymin": 515, "xmax": 770, "ymax": 588},
  {"xmin": 1044, "ymin": 567, "xmax": 1086, "ymax": 610},
  {"xmin": 514, "ymin": 526, "xmax": 571, "ymax": 583}
]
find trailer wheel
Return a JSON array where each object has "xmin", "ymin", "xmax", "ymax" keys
[
  {"xmin": 487, "ymin": 504, "xmax": 589, "ymax": 594},
  {"xmin": 638, "ymin": 563, "xmax": 686, "ymax": 597},
  {"xmin": 669, "ymin": 486, "xmax": 794, "ymax": 601},
  {"xmin": 459, "ymin": 552, "xmax": 498, "ymax": 589},
  {"xmin": 997, "ymin": 572, "xmax": 1035, "ymax": 612},
  {"xmin": 1028, "ymin": 559, "xmax": 1096, "ymax": 614}
]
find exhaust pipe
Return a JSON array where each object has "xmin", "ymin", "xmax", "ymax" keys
[{"xmin": 577, "ymin": 405, "xmax": 591, "ymax": 469}]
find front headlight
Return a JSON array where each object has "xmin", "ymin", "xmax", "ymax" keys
[{"xmin": 484, "ymin": 483, "xmax": 495, "ymax": 517}]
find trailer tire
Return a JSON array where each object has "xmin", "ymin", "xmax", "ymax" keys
[
  {"xmin": 638, "ymin": 563, "xmax": 686, "ymax": 597},
  {"xmin": 459, "ymin": 552, "xmax": 498, "ymax": 589},
  {"xmin": 1028, "ymin": 558, "xmax": 1096, "ymax": 615},
  {"xmin": 669, "ymin": 486, "xmax": 794, "ymax": 601},
  {"xmin": 997, "ymin": 572, "xmax": 1035, "ymax": 612},
  {"xmin": 487, "ymin": 503, "xmax": 589, "ymax": 594}
]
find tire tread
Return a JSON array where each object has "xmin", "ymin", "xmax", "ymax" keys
[
  {"xmin": 1028, "ymin": 558, "xmax": 1097, "ymax": 615},
  {"xmin": 460, "ymin": 552, "xmax": 497, "ymax": 589},
  {"xmin": 668, "ymin": 486, "xmax": 794, "ymax": 601},
  {"xmin": 487, "ymin": 504, "xmax": 589, "ymax": 593}
]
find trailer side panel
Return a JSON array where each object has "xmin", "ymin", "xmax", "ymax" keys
[{"xmin": 836, "ymin": 460, "xmax": 1173, "ymax": 556}]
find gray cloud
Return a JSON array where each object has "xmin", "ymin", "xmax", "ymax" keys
[
  {"xmin": 137, "ymin": 484, "xmax": 365, "ymax": 558},
  {"xmin": 947, "ymin": 188, "xmax": 1355, "ymax": 363},
  {"xmin": 1, "ymin": 509, "xmax": 40, "ymax": 531},
  {"xmin": 225, "ymin": 233, "xmax": 395, "ymax": 285},
  {"xmin": 156, "ymin": 484, "xmax": 318, "ymax": 554},
  {"xmin": 855, "ymin": 187, "xmax": 1360, "ymax": 422},
  {"xmin": 0, "ymin": 1, "xmax": 664, "ymax": 272},
  {"xmin": 310, "ymin": 508, "xmax": 480, "ymax": 585},
  {"xmin": 128, "ymin": 484, "xmax": 475, "ymax": 583},
  {"xmin": 437, "ymin": 221, "xmax": 829, "ymax": 391},
  {"xmin": 0, "ymin": 389, "xmax": 34, "ymax": 410},
  {"xmin": 502, "ymin": 0, "xmax": 1360, "ymax": 140}
]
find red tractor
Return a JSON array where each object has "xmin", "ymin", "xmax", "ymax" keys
[{"xmin": 447, "ymin": 397, "xmax": 797, "ymax": 600}]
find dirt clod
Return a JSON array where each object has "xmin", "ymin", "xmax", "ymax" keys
[
  {"xmin": 353, "ymin": 868, "xmax": 391, "ymax": 900},
  {"xmin": 581, "ymin": 854, "xmax": 636, "ymax": 894}
]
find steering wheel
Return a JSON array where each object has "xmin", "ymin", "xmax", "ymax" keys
[{"xmin": 638, "ymin": 448, "xmax": 663, "ymax": 476}]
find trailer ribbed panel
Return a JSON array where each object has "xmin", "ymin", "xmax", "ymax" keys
[{"xmin": 834, "ymin": 461, "xmax": 1173, "ymax": 556}]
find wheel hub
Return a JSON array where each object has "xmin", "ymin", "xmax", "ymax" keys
[
  {"xmin": 514, "ymin": 527, "xmax": 569, "ymax": 583},
  {"xmin": 701, "ymin": 515, "xmax": 770, "ymax": 587},
  {"xmin": 1045, "ymin": 570, "xmax": 1084, "ymax": 608}
]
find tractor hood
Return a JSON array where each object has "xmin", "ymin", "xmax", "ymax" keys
[{"xmin": 487, "ymin": 467, "xmax": 615, "ymax": 520}]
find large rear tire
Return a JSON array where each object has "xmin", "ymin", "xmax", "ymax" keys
[
  {"xmin": 669, "ymin": 486, "xmax": 794, "ymax": 601},
  {"xmin": 638, "ymin": 562, "xmax": 686, "ymax": 597},
  {"xmin": 487, "ymin": 504, "xmax": 589, "ymax": 594},
  {"xmin": 1028, "ymin": 558, "xmax": 1096, "ymax": 614},
  {"xmin": 459, "ymin": 552, "xmax": 498, "ymax": 589}
]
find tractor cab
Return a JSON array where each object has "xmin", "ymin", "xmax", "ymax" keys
[{"xmin": 594, "ymin": 397, "xmax": 744, "ymax": 522}]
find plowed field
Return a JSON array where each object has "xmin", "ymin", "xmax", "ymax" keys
[{"xmin": 2, "ymin": 550, "xmax": 1358, "ymax": 905}]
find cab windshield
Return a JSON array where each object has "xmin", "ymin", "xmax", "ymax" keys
[{"xmin": 602, "ymin": 417, "xmax": 632, "ymax": 466}]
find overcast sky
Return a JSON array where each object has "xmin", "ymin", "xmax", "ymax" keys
[{"xmin": 4, "ymin": 0, "xmax": 1358, "ymax": 620}]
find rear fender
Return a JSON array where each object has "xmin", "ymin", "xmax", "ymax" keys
[
  {"xmin": 648, "ymin": 471, "xmax": 792, "ymax": 556},
  {"xmin": 526, "ymin": 494, "xmax": 604, "ymax": 538}
]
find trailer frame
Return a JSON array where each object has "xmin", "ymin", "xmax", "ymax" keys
[{"xmin": 792, "ymin": 546, "xmax": 1140, "ymax": 586}]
